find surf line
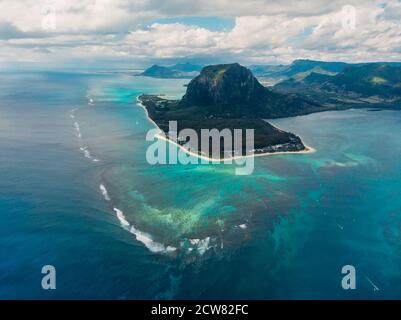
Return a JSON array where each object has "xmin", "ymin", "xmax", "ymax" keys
[
  {"xmin": 70, "ymin": 107, "xmax": 100, "ymax": 162},
  {"xmin": 98, "ymin": 183, "xmax": 177, "ymax": 254}
]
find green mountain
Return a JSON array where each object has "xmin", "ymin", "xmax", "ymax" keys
[
  {"xmin": 324, "ymin": 63, "xmax": 401, "ymax": 96},
  {"xmin": 284, "ymin": 59, "xmax": 349, "ymax": 77},
  {"xmin": 250, "ymin": 59, "xmax": 349, "ymax": 80},
  {"xmin": 181, "ymin": 63, "xmax": 323, "ymax": 118},
  {"xmin": 274, "ymin": 63, "xmax": 401, "ymax": 109}
]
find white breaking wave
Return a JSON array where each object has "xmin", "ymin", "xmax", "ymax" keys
[
  {"xmin": 113, "ymin": 207, "xmax": 130, "ymax": 229},
  {"xmin": 99, "ymin": 184, "xmax": 176, "ymax": 255},
  {"xmin": 80, "ymin": 146, "xmax": 91, "ymax": 159},
  {"xmin": 189, "ymin": 237, "xmax": 211, "ymax": 255},
  {"xmin": 70, "ymin": 108, "xmax": 78, "ymax": 119},
  {"xmin": 129, "ymin": 224, "xmax": 177, "ymax": 253},
  {"xmin": 109, "ymin": 205, "xmax": 177, "ymax": 254},
  {"xmin": 72, "ymin": 111, "xmax": 101, "ymax": 163},
  {"xmin": 79, "ymin": 146, "xmax": 100, "ymax": 162},
  {"xmin": 197, "ymin": 237, "xmax": 211, "ymax": 255},
  {"xmin": 74, "ymin": 121, "xmax": 82, "ymax": 138},
  {"xmin": 99, "ymin": 184, "xmax": 110, "ymax": 201},
  {"xmin": 74, "ymin": 121, "xmax": 80, "ymax": 132}
]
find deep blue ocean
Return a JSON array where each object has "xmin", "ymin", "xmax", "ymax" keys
[{"xmin": 1, "ymin": 70, "xmax": 401, "ymax": 299}]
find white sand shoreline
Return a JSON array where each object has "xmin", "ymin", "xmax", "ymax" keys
[{"xmin": 135, "ymin": 95, "xmax": 316, "ymax": 162}]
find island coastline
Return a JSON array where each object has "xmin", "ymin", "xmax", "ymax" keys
[{"xmin": 136, "ymin": 95, "xmax": 316, "ymax": 162}]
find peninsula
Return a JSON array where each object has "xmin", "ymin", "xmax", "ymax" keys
[{"xmin": 138, "ymin": 63, "xmax": 316, "ymax": 160}]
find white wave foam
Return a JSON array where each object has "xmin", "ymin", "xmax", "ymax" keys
[
  {"xmin": 197, "ymin": 237, "xmax": 210, "ymax": 255},
  {"xmin": 70, "ymin": 108, "xmax": 78, "ymax": 119},
  {"xmin": 111, "ymin": 207, "xmax": 176, "ymax": 254},
  {"xmin": 129, "ymin": 225, "xmax": 177, "ymax": 253},
  {"xmin": 74, "ymin": 121, "xmax": 82, "ymax": 138},
  {"xmin": 99, "ymin": 184, "xmax": 110, "ymax": 201},
  {"xmin": 189, "ymin": 237, "xmax": 211, "ymax": 255},
  {"xmin": 113, "ymin": 207, "xmax": 130, "ymax": 229},
  {"xmin": 84, "ymin": 149, "xmax": 91, "ymax": 159},
  {"xmin": 79, "ymin": 146, "xmax": 100, "ymax": 162},
  {"xmin": 325, "ymin": 160, "xmax": 359, "ymax": 168},
  {"xmin": 79, "ymin": 146, "xmax": 92, "ymax": 159},
  {"xmin": 73, "ymin": 120, "xmax": 101, "ymax": 162}
]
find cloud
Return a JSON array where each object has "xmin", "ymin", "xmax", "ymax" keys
[
  {"xmin": 220, "ymin": 15, "xmax": 307, "ymax": 50},
  {"xmin": 0, "ymin": 21, "xmax": 46, "ymax": 39},
  {"xmin": 125, "ymin": 23, "xmax": 224, "ymax": 58},
  {"xmin": 0, "ymin": 0, "xmax": 401, "ymax": 66}
]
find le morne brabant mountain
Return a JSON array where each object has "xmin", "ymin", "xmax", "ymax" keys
[{"xmin": 139, "ymin": 63, "xmax": 320, "ymax": 158}]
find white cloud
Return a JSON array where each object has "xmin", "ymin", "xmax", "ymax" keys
[
  {"xmin": 0, "ymin": 0, "xmax": 401, "ymax": 66},
  {"xmin": 219, "ymin": 15, "xmax": 306, "ymax": 50}
]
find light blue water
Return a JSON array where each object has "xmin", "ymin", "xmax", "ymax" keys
[{"xmin": 1, "ymin": 70, "xmax": 401, "ymax": 299}]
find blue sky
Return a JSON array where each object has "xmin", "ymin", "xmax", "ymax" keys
[
  {"xmin": 0, "ymin": 0, "xmax": 400, "ymax": 69},
  {"xmin": 153, "ymin": 16, "xmax": 235, "ymax": 32}
]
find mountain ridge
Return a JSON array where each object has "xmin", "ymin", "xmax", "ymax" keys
[{"xmin": 274, "ymin": 62, "xmax": 401, "ymax": 109}]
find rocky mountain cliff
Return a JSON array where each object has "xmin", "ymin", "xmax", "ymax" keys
[
  {"xmin": 182, "ymin": 63, "xmax": 268, "ymax": 107},
  {"xmin": 181, "ymin": 63, "xmax": 323, "ymax": 118}
]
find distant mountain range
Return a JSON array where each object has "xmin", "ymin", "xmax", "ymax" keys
[
  {"xmin": 273, "ymin": 62, "xmax": 401, "ymax": 109},
  {"xmin": 140, "ymin": 63, "xmax": 203, "ymax": 78},
  {"xmin": 141, "ymin": 59, "xmax": 401, "ymax": 86},
  {"xmin": 141, "ymin": 59, "xmax": 348, "ymax": 80},
  {"xmin": 249, "ymin": 59, "xmax": 350, "ymax": 82}
]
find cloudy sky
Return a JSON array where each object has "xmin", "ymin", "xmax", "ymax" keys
[{"xmin": 0, "ymin": 0, "xmax": 400, "ymax": 69}]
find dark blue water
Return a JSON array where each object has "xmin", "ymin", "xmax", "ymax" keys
[{"xmin": 1, "ymin": 70, "xmax": 401, "ymax": 299}]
